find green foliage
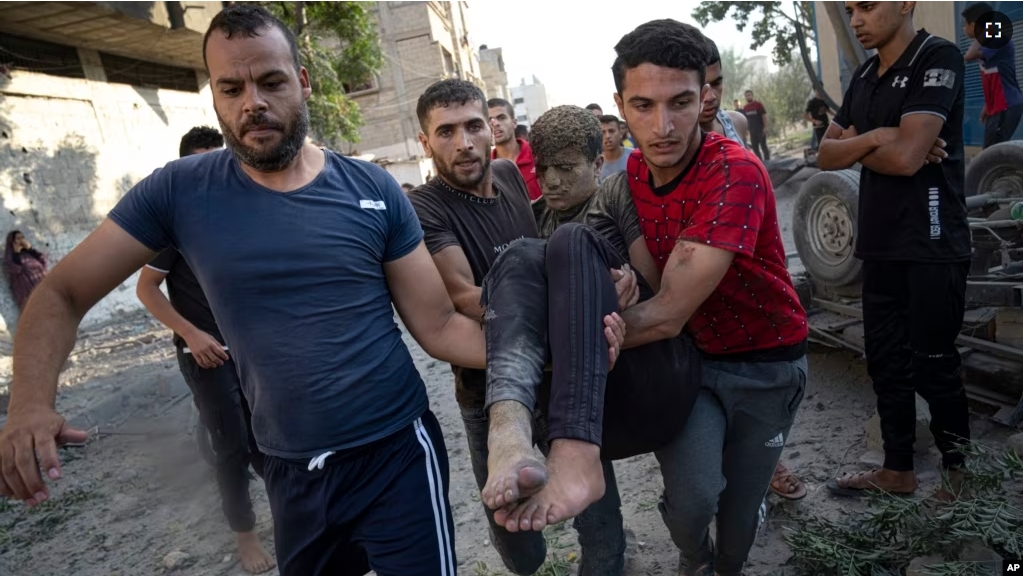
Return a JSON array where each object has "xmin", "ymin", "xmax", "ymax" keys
[
  {"xmin": 260, "ymin": 1, "xmax": 383, "ymax": 147},
  {"xmin": 692, "ymin": 1, "xmax": 816, "ymax": 66},
  {"xmin": 785, "ymin": 442, "xmax": 1024, "ymax": 576},
  {"xmin": 719, "ymin": 46, "xmax": 756, "ymax": 106},
  {"xmin": 747, "ymin": 55, "xmax": 812, "ymax": 136}
]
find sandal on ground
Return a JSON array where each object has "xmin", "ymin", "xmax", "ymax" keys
[
  {"xmin": 826, "ymin": 469, "xmax": 917, "ymax": 498},
  {"xmin": 769, "ymin": 462, "xmax": 807, "ymax": 500}
]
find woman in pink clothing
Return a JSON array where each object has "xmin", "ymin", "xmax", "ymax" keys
[{"xmin": 5, "ymin": 230, "xmax": 48, "ymax": 311}]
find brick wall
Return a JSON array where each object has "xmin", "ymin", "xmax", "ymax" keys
[
  {"xmin": 350, "ymin": 1, "xmax": 482, "ymax": 160},
  {"xmin": 0, "ymin": 48, "xmax": 217, "ymax": 335}
]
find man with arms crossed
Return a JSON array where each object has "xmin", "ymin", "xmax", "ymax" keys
[
  {"xmin": 136, "ymin": 126, "xmax": 274, "ymax": 573},
  {"xmin": 818, "ymin": 1, "xmax": 971, "ymax": 499},
  {"xmin": 0, "ymin": 6, "xmax": 628, "ymax": 575}
]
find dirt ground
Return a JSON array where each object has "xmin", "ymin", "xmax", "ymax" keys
[{"xmin": 0, "ymin": 184, "xmax": 1017, "ymax": 576}]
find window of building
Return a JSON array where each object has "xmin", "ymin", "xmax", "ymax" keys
[
  {"xmin": 516, "ymin": 115, "xmax": 528, "ymax": 122},
  {"xmin": 513, "ymin": 97, "xmax": 524, "ymax": 104},
  {"xmin": 344, "ymin": 74, "xmax": 380, "ymax": 95},
  {"xmin": 441, "ymin": 47, "xmax": 454, "ymax": 76},
  {"xmin": 100, "ymin": 52, "xmax": 199, "ymax": 92},
  {"xmin": 0, "ymin": 34, "xmax": 85, "ymax": 79}
]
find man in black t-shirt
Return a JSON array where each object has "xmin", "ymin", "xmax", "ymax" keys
[
  {"xmin": 804, "ymin": 89, "xmax": 831, "ymax": 150},
  {"xmin": 817, "ymin": 2, "xmax": 970, "ymax": 499},
  {"xmin": 410, "ymin": 80, "xmax": 630, "ymax": 575},
  {"xmin": 135, "ymin": 127, "xmax": 275, "ymax": 575}
]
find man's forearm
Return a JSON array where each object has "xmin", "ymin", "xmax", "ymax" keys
[
  {"xmin": 136, "ymin": 283, "xmax": 199, "ymax": 340},
  {"xmin": 424, "ymin": 310, "xmax": 486, "ymax": 369},
  {"xmin": 817, "ymin": 130, "xmax": 884, "ymax": 170},
  {"xmin": 859, "ymin": 140, "xmax": 924, "ymax": 177},
  {"xmin": 452, "ymin": 286, "xmax": 485, "ymax": 322},
  {"xmin": 620, "ymin": 294, "xmax": 684, "ymax": 349},
  {"xmin": 9, "ymin": 286, "xmax": 84, "ymax": 410}
]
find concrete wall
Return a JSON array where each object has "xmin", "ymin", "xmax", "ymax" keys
[
  {"xmin": 479, "ymin": 47, "xmax": 511, "ymax": 101},
  {"xmin": 382, "ymin": 158, "xmax": 435, "ymax": 188},
  {"xmin": 0, "ymin": 49, "xmax": 217, "ymax": 334},
  {"xmin": 511, "ymin": 77, "xmax": 550, "ymax": 127}
]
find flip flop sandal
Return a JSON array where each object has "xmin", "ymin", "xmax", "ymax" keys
[
  {"xmin": 826, "ymin": 470, "xmax": 916, "ymax": 499},
  {"xmin": 769, "ymin": 463, "xmax": 807, "ymax": 500}
]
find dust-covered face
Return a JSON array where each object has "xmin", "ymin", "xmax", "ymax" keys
[
  {"xmin": 535, "ymin": 151, "xmax": 601, "ymax": 212},
  {"xmin": 615, "ymin": 63, "xmax": 707, "ymax": 171},
  {"xmin": 846, "ymin": 1, "xmax": 914, "ymax": 50},
  {"xmin": 206, "ymin": 25, "xmax": 312, "ymax": 171},
  {"xmin": 419, "ymin": 100, "xmax": 493, "ymax": 189}
]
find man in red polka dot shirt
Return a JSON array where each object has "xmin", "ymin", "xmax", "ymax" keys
[{"xmin": 613, "ymin": 20, "xmax": 809, "ymax": 576}]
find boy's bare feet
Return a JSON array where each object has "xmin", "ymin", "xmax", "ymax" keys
[
  {"xmin": 495, "ymin": 438, "xmax": 605, "ymax": 532},
  {"xmin": 482, "ymin": 401, "xmax": 547, "ymax": 510},
  {"xmin": 237, "ymin": 530, "xmax": 275, "ymax": 574}
]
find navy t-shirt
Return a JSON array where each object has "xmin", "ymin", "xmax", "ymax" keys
[{"xmin": 109, "ymin": 148, "xmax": 428, "ymax": 459}]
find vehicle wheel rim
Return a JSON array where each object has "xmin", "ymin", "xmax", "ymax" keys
[
  {"xmin": 980, "ymin": 167, "xmax": 1022, "ymax": 199},
  {"xmin": 808, "ymin": 193, "xmax": 854, "ymax": 266}
]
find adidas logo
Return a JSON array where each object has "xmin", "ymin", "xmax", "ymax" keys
[{"xmin": 765, "ymin": 433, "xmax": 785, "ymax": 448}]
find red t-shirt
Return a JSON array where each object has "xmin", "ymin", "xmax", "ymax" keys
[
  {"xmin": 626, "ymin": 133, "xmax": 808, "ymax": 355},
  {"xmin": 492, "ymin": 138, "xmax": 542, "ymax": 201}
]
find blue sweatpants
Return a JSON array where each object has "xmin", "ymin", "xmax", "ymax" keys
[{"xmin": 263, "ymin": 409, "xmax": 456, "ymax": 576}]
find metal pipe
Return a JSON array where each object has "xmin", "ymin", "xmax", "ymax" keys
[
  {"xmin": 965, "ymin": 193, "xmax": 993, "ymax": 210},
  {"xmin": 969, "ymin": 220, "xmax": 1022, "ymax": 227}
]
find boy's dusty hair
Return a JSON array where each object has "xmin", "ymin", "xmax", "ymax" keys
[{"xmin": 529, "ymin": 105, "xmax": 603, "ymax": 166}]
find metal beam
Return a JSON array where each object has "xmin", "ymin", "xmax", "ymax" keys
[
  {"xmin": 810, "ymin": 298, "xmax": 1022, "ymax": 361},
  {"xmin": 822, "ymin": 1, "xmax": 870, "ymax": 70}
]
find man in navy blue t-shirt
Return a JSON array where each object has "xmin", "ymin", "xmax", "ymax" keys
[{"xmin": 0, "ymin": 5, "xmax": 586, "ymax": 575}]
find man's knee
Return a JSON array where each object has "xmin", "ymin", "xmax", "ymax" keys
[
  {"xmin": 547, "ymin": 222, "xmax": 599, "ymax": 252},
  {"xmin": 498, "ymin": 237, "xmax": 547, "ymax": 265},
  {"xmin": 659, "ymin": 483, "xmax": 718, "ymax": 537},
  {"xmin": 911, "ymin": 352, "xmax": 963, "ymax": 396}
]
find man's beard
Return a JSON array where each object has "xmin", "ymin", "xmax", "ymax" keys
[
  {"xmin": 435, "ymin": 153, "xmax": 491, "ymax": 190},
  {"xmin": 218, "ymin": 102, "xmax": 310, "ymax": 172}
]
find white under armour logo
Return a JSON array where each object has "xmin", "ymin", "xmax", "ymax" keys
[{"xmin": 892, "ymin": 76, "xmax": 908, "ymax": 88}]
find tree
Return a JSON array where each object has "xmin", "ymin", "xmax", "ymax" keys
[
  {"xmin": 692, "ymin": 1, "xmax": 815, "ymax": 66},
  {"xmin": 259, "ymin": 2, "xmax": 383, "ymax": 148},
  {"xmin": 718, "ymin": 46, "xmax": 755, "ymax": 108},
  {"xmin": 748, "ymin": 55, "xmax": 811, "ymax": 138}
]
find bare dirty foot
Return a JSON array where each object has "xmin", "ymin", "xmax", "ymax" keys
[
  {"xmin": 237, "ymin": 530, "xmax": 275, "ymax": 574},
  {"xmin": 495, "ymin": 438, "xmax": 605, "ymax": 532},
  {"xmin": 482, "ymin": 401, "xmax": 547, "ymax": 510}
]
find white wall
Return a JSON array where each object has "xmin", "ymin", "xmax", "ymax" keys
[{"xmin": 0, "ymin": 48, "xmax": 217, "ymax": 335}]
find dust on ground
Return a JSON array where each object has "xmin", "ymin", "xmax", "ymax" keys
[{"xmin": 0, "ymin": 178, "xmax": 1017, "ymax": 576}]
